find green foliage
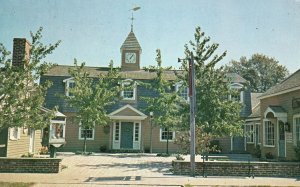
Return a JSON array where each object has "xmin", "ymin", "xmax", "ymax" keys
[
  {"xmin": 65, "ymin": 60, "xmax": 121, "ymax": 153},
  {"xmin": 254, "ymin": 145, "xmax": 261, "ymax": 158},
  {"xmin": 142, "ymin": 49, "xmax": 182, "ymax": 154},
  {"xmin": 294, "ymin": 145, "xmax": 300, "ymax": 161},
  {"xmin": 0, "ymin": 27, "xmax": 60, "ymax": 130},
  {"xmin": 176, "ymin": 26, "xmax": 243, "ymax": 154},
  {"xmin": 265, "ymin": 152, "xmax": 274, "ymax": 159},
  {"xmin": 225, "ymin": 54, "xmax": 289, "ymax": 92}
]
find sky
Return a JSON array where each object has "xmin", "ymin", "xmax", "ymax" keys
[{"xmin": 1, "ymin": 0, "xmax": 300, "ymax": 73}]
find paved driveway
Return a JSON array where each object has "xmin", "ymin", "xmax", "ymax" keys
[{"xmin": 0, "ymin": 153, "xmax": 299, "ymax": 187}]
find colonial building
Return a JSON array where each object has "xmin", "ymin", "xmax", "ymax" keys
[
  {"xmin": 40, "ymin": 27, "xmax": 251, "ymax": 153},
  {"xmin": 245, "ymin": 69, "xmax": 300, "ymax": 160}
]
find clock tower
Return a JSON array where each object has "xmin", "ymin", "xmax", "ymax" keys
[{"xmin": 120, "ymin": 30, "xmax": 142, "ymax": 71}]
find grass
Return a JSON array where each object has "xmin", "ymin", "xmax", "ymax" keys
[{"xmin": 0, "ymin": 182, "xmax": 35, "ymax": 187}]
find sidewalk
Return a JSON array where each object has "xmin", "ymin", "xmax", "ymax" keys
[{"xmin": 0, "ymin": 153, "xmax": 299, "ymax": 186}]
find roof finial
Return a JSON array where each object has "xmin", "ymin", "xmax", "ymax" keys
[{"xmin": 129, "ymin": 6, "xmax": 141, "ymax": 32}]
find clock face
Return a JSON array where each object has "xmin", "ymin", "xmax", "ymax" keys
[{"xmin": 125, "ymin": 52, "xmax": 136, "ymax": 63}]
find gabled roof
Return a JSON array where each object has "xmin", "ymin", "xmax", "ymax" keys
[
  {"xmin": 264, "ymin": 105, "xmax": 287, "ymax": 119},
  {"xmin": 108, "ymin": 104, "xmax": 147, "ymax": 120},
  {"xmin": 226, "ymin": 73, "xmax": 247, "ymax": 84},
  {"xmin": 260, "ymin": 69, "xmax": 300, "ymax": 99},
  {"xmin": 120, "ymin": 31, "xmax": 141, "ymax": 51}
]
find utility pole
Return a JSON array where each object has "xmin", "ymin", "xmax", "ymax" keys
[
  {"xmin": 189, "ymin": 52, "xmax": 196, "ymax": 177},
  {"xmin": 178, "ymin": 52, "xmax": 196, "ymax": 177}
]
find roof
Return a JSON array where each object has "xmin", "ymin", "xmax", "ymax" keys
[
  {"xmin": 226, "ymin": 73, "xmax": 247, "ymax": 84},
  {"xmin": 268, "ymin": 105, "xmax": 286, "ymax": 113},
  {"xmin": 44, "ymin": 65, "xmax": 248, "ymax": 83},
  {"xmin": 264, "ymin": 105, "xmax": 287, "ymax": 118},
  {"xmin": 120, "ymin": 31, "xmax": 141, "ymax": 51},
  {"xmin": 251, "ymin": 92, "xmax": 262, "ymax": 110},
  {"xmin": 260, "ymin": 69, "xmax": 300, "ymax": 99},
  {"xmin": 248, "ymin": 103, "xmax": 261, "ymax": 118},
  {"xmin": 44, "ymin": 65, "xmax": 177, "ymax": 80}
]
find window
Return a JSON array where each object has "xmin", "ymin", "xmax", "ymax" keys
[
  {"xmin": 9, "ymin": 127, "xmax": 21, "ymax": 140},
  {"xmin": 160, "ymin": 127, "xmax": 175, "ymax": 141},
  {"xmin": 264, "ymin": 120, "xmax": 275, "ymax": 146},
  {"xmin": 64, "ymin": 78, "xmax": 75, "ymax": 97},
  {"xmin": 294, "ymin": 115, "xmax": 300, "ymax": 146},
  {"xmin": 121, "ymin": 80, "xmax": 136, "ymax": 100},
  {"xmin": 79, "ymin": 125, "xmax": 94, "ymax": 140},
  {"xmin": 134, "ymin": 123, "xmax": 139, "ymax": 141},
  {"xmin": 114, "ymin": 122, "xmax": 120, "ymax": 141},
  {"xmin": 50, "ymin": 123, "xmax": 65, "ymax": 139},
  {"xmin": 245, "ymin": 124, "xmax": 254, "ymax": 143},
  {"xmin": 229, "ymin": 83, "xmax": 244, "ymax": 103},
  {"xmin": 255, "ymin": 123, "xmax": 261, "ymax": 144},
  {"xmin": 175, "ymin": 82, "xmax": 189, "ymax": 101}
]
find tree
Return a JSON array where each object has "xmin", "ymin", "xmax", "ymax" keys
[
  {"xmin": 142, "ymin": 49, "xmax": 182, "ymax": 155},
  {"xmin": 225, "ymin": 54, "xmax": 289, "ymax": 92},
  {"xmin": 0, "ymin": 27, "xmax": 60, "ymax": 130},
  {"xmin": 176, "ymin": 27, "xmax": 243, "ymax": 155},
  {"xmin": 65, "ymin": 60, "xmax": 121, "ymax": 153}
]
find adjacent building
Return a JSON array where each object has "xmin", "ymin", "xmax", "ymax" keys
[{"xmin": 245, "ymin": 70, "xmax": 300, "ymax": 160}]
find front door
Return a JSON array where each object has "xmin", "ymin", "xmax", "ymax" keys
[
  {"xmin": 278, "ymin": 121, "xmax": 286, "ymax": 157},
  {"xmin": 120, "ymin": 122, "xmax": 133, "ymax": 149}
]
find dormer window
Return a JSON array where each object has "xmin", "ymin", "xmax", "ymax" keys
[
  {"xmin": 121, "ymin": 79, "xmax": 136, "ymax": 100},
  {"xmin": 63, "ymin": 78, "xmax": 75, "ymax": 97},
  {"xmin": 175, "ymin": 82, "xmax": 189, "ymax": 102},
  {"xmin": 229, "ymin": 83, "xmax": 244, "ymax": 103}
]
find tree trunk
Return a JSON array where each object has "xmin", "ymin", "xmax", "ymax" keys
[
  {"xmin": 166, "ymin": 128, "xmax": 169, "ymax": 155},
  {"xmin": 83, "ymin": 130, "xmax": 87, "ymax": 154}
]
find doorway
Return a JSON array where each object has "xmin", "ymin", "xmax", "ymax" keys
[
  {"xmin": 278, "ymin": 121, "xmax": 286, "ymax": 157},
  {"xmin": 120, "ymin": 122, "xmax": 134, "ymax": 149}
]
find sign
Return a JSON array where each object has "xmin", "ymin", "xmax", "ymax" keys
[{"xmin": 286, "ymin": 132, "xmax": 293, "ymax": 143}]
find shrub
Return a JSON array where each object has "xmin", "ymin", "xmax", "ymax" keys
[
  {"xmin": 265, "ymin": 152, "xmax": 274, "ymax": 159},
  {"xmin": 175, "ymin": 154, "xmax": 185, "ymax": 160},
  {"xmin": 21, "ymin": 153, "xmax": 34, "ymax": 158},
  {"xmin": 294, "ymin": 145, "xmax": 300, "ymax": 161},
  {"xmin": 254, "ymin": 145, "xmax": 261, "ymax": 158},
  {"xmin": 99, "ymin": 145, "xmax": 107, "ymax": 152}
]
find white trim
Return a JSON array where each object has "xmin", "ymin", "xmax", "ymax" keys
[
  {"xmin": 245, "ymin": 123, "xmax": 255, "ymax": 144},
  {"xmin": 277, "ymin": 120, "xmax": 286, "ymax": 157},
  {"xmin": 230, "ymin": 83, "xmax": 244, "ymax": 89},
  {"xmin": 108, "ymin": 104, "xmax": 147, "ymax": 120},
  {"xmin": 255, "ymin": 122, "xmax": 261, "ymax": 145},
  {"xmin": 264, "ymin": 107, "xmax": 287, "ymax": 119},
  {"xmin": 263, "ymin": 119, "xmax": 275, "ymax": 147},
  {"xmin": 78, "ymin": 122, "xmax": 95, "ymax": 140},
  {"xmin": 175, "ymin": 81, "xmax": 189, "ymax": 102},
  {"xmin": 245, "ymin": 118, "xmax": 261, "ymax": 122},
  {"xmin": 120, "ymin": 79, "xmax": 136, "ymax": 100},
  {"xmin": 62, "ymin": 77, "xmax": 74, "ymax": 83},
  {"xmin": 109, "ymin": 116, "xmax": 147, "ymax": 120},
  {"xmin": 293, "ymin": 114, "xmax": 300, "ymax": 146},
  {"xmin": 64, "ymin": 79, "xmax": 75, "ymax": 97},
  {"xmin": 159, "ymin": 127, "xmax": 175, "ymax": 142},
  {"xmin": 259, "ymin": 86, "xmax": 300, "ymax": 99}
]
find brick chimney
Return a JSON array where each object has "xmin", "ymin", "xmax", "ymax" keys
[{"xmin": 12, "ymin": 38, "xmax": 31, "ymax": 68}]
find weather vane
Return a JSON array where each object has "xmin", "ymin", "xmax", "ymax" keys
[{"xmin": 129, "ymin": 6, "xmax": 141, "ymax": 31}]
